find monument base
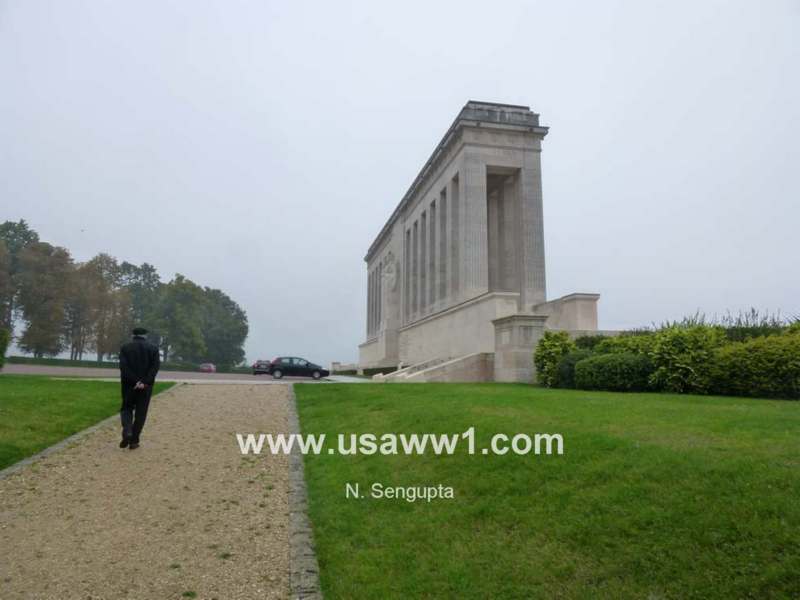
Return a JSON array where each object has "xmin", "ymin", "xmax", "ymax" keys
[{"xmin": 492, "ymin": 314, "xmax": 548, "ymax": 383}]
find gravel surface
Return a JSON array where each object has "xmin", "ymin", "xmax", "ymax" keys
[{"xmin": 0, "ymin": 383, "xmax": 291, "ymax": 599}]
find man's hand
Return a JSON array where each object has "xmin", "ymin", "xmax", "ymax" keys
[{"xmin": 134, "ymin": 381, "xmax": 146, "ymax": 390}]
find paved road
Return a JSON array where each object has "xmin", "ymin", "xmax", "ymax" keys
[
  {"xmin": 0, "ymin": 383, "xmax": 291, "ymax": 599},
  {"xmin": 1, "ymin": 363, "xmax": 369, "ymax": 384}
]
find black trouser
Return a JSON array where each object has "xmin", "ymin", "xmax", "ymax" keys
[{"xmin": 120, "ymin": 384, "xmax": 153, "ymax": 443}]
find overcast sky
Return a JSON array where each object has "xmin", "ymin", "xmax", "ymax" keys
[{"xmin": 1, "ymin": 0, "xmax": 798, "ymax": 366}]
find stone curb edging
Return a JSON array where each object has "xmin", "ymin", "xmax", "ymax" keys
[
  {"xmin": 287, "ymin": 383, "xmax": 323, "ymax": 599},
  {"xmin": 0, "ymin": 382, "xmax": 185, "ymax": 481}
]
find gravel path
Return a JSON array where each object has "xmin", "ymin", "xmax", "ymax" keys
[{"xmin": 0, "ymin": 383, "xmax": 291, "ymax": 600}]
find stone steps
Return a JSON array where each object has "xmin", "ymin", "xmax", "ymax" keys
[{"xmin": 375, "ymin": 353, "xmax": 494, "ymax": 383}]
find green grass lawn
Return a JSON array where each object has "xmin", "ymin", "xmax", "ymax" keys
[
  {"xmin": 295, "ymin": 383, "xmax": 800, "ymax": 599},
  {"xmin": 0, "ymin": 375, "xmax": 174, "ymax": 469}
]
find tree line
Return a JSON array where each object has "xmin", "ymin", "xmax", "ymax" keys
[{"xmin": 0, "ymin": 220, "xmax": 248, "ymax": 367}]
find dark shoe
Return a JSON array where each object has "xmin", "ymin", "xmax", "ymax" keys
[
  {"xmin": 119, "ymin": 437, "xmax": 130, "ymax": 448},
  {"xmin": 129, "ymin": 442, "xmax": 140, "ymax": 450}
]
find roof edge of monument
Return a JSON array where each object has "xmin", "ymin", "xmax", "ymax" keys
[
  {"xmin": 465, "ymin": 99, "xmax": 531, "ymax": 110},
  {"xmin": 365, "ymin": 100, "xmax": 548, "ymax": 262}
]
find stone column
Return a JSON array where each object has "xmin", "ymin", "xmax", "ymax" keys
[
  {"xmin": 487, "ymin": 182, "xmax": 500, "ymax": 291},
  {"xmin": 492, "ymin": 314, "xmax": 547, "ymax": 382},
  {"xmin": 419, "ymin": 210, "xmax": 430, "ymax": 317},
  {"xmin": 428, "ymin": 199, "xmax": 439, "ymax": 313},
  {"xmin": 377, "ymin": 261, "xmax": 383, "ymax": 331},
  {"xmin": 502, "ymin": 174, "xmax": 519, "ymax": 291},
  {"xmin": 517, "ymin": 146, "xmax": 547, "ymax": 310},
  {"xmin": 439, "ymin": 186, "xmax": 449, "ymax": 308},
  {"xmin": 463, "ymin": 153, "xmax": 489, "ymax": 299},
  {"xmin": 404, "ymin": 227, "xmax": 411, "ymax": 324},
  {"xmin": 370, "ymin": 268, "xmax": 374, "ymax": 335},
  {"xmin": 449, "ymin": 173, "xmax": 461, "ymax": 302},
  {"xmin": 370, "ymin": 268, "xmax": 375, "ymax": 335},
  {"xmin": 412, "ymin": 220, "xmax": 419, "ymax": 320}
]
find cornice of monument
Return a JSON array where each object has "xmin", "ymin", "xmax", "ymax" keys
[{"xmin": 364, "ymin": 100, "xmax": 549, "ymax": 262}]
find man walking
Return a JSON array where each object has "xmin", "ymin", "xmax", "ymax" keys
[{"xmin": 119, "ymin": 327, "xmax": 161, "ymax": 450}]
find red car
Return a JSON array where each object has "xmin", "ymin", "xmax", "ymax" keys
[{"xmin": 199, "ymin": 363, "xmax": 216, "ymax": 373}]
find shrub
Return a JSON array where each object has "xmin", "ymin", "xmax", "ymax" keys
[
  {"xmin": 723, "ymin": 325, "xmax": 785, "ymax": 343},
  {"xmin": 719, "ymin": 308, "xmax": 787, "ymax": 342},
  {"xmin": 574, "ymin": 335, "xmax": 607, "ymax": 351},
  {"xmin": 554, "ymin": 350, "xmax": 593, "ymax": 388},
  {"xmin": 0, "ymin": 328, "xmax": 9, "ymax": 369},
  {"xmin": 711, "ymin": 334, "xmax": 800, "ymax": 399},
  {"xmin": 534, "ymin": 331, "xmax": 576, "ymax": 387},
  {"xmin": 565, "ymin": 316, "xmax": 799, "ymax": 399},
  {"xmin": 574, "ymin": 352, "xmax": 653, "ymax": 392},
  {"xmin": 649, "ymin": 325, "xmax": 726, "ymax": 394},
  {"xmin": 595, "ymin": 333, "xmax": 656, "ymax": 356}
]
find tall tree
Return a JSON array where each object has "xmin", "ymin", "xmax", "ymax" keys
[
  {"xmin": 16, "ymin": 242, "xmax": 72, "ymax": 357},
  {"xmin": 0, "ymin": 220, "xmax": 40, "ymax": 329},
  {"xmin": 152, "ymin": 274, "xmax": 207, "ymax": 363},
  {"xmin": 0, "ymin": 241, "xmax": 11, "ymax": 333},
  {"xmin": 94, "ymin": 288, "xmax": 133, "ymax": 360},
  {"xmin": 201, "ymin": 287, "xmax": 249, "ymax": 367},
  {"xmin": 82, "ymin": 254, "xmax": 123, "ymax": 362},
  {"xmin": 63, "ymin": 261, "xmax": 99, "ymax": 360},
  {"xmin": 119, "ymin": 261, "xmax": 161, "ymax": 326}
]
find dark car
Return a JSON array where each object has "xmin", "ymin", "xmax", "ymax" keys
[
  {"xmin": 267, "ymin": 356, "xmax": 329, "ymax": 380},
  {"xmin": 252, "ymin": 360, "xmax": 272, "ymax": 375}
]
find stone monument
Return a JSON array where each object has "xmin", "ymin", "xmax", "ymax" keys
[{"xmin": 359, "ymin": 101, "xmax": 603, "ymax": 382}]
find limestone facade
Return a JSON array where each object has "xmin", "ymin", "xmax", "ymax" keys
[{"xmin": 359, "ymin": 101, "xmax": 601, "ymax": 380}]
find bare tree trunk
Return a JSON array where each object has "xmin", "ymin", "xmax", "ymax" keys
[{"xmin": 2, "ymin": 299, "xmax": 13, "ymax": 331}]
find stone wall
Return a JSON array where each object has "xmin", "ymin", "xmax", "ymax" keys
[
  {"xmin": 401, "ymin": 352, "xmax": 494, "ymax": 383},
  {"xmin": 397, "ymin": 292, "xmax": 519, "ymax": 365},
  {"xmin": 533, "ymin": 293, "xmax": 600, "ymax": 331}
]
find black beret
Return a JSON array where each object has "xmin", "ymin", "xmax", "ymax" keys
[{"xmin": 132, "ymin": 327, "xmax": 148, "ymax": 336}]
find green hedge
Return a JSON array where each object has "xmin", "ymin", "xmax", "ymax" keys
[
  {"xmin": 533, "ymin": 331, "xmax": 575, "ymax": 386},
  {"xmin": 574, "ymin": 353, "xmax": 653, "ymax": 392},
  {"xmin": 595, "ymin": 333, "xmax": 656, "ymax": 355},
  {"xmin": 6, "ymin": 355, "xmax": 249, "ymax": 374},
  {"xmin": 0, "ymin": 329, "xmax": 10, "ymax": 369},
  {"xmin": 536, "ymin": 322, "xmax": 800, "ymax": 400},
  {"xmin": 649, "ymin": 325, "xmax": 726, "ymax": 393},
  {"xmin": 554, "ymin": 350, "xmax": 593, "ymax": 388},
  {"xmin": 574, "ymin": 335, "xmax": 607, "ymax": 351},
  {"xmin": 711, "ymin": 333, "xmax": 800, "ymax": 399},
  {"xmin": 7, "ymin": 356, "xmax": 118, "ymax": 369}
]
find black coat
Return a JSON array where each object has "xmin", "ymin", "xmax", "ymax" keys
[{"xmin": 119, "ymin": 336, "xmax": 161, "ymax": 386}]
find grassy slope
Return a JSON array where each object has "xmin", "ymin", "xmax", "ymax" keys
[
  {"xmin": 0, "ymin": 375, "xmax": 174, "ymax": 469},
  {"xmin": 295, "ymin": 383, "xmax": 800, "ymax": 599}
]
